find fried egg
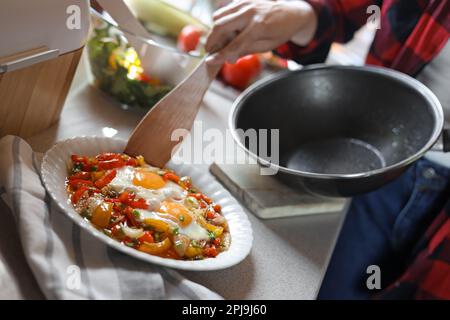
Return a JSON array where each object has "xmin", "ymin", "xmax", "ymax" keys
[{"xmin": 108, "ymin": 166, "xmax": 210, "ymax": 240}]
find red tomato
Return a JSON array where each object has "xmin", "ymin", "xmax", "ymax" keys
[
  {"xmin": 221, "ymin": 54, "xmax": 262, "ymax": 90},
  {"xmin": 178, "ymin": 25, "xmax": 202, "ymax": 52}
]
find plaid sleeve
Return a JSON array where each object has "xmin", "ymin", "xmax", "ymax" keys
[
  {"xmin": 275, "ymin": 0, "xmax": 382, "ymax": 64},
  {"xmin": 377, "ymin": 209, "xmax": 450, "ymax": 300}
]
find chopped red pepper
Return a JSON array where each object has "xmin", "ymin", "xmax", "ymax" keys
[
  {"xmin": 68, "ymin": 171, "xmax": 91, "ymax": 180},
  {"xmin": 126, "ymin": 158, "xmax": 138, "ymax": 166},
  {"xmin": 68, "ymin": 179, "xmax": 94, "ymax": 189},
  {"xmin": 71, "ymin": 186, "xmax": 89, "ymax": 204},
  {"xmin": 129, "ymin": 198, "xmax": 149, "ymax": 209},
  {"xmin": 163, "ymin": 172, "xmax": 180, "ymax": 183},
  {"xmin": 96, "ymin": 153, "xmax": 122, "ymax": 161},
  {"xmin": 138, "ymin": 231, "xmax": 154, "ymax": 244},
  {"xmin": 98, "ymin": 158, "xmax": 125, "ymax": 170},
  {"xmin": 119, "ymin": 191, "xmax": 134, "ymax": 203},
  {"xmin": 213, "ymin": 238, "xmax": 221, "ymax": 246},
  {"xmin": 213, "ymin": 204, "xmax": 221, "ymax": 213},
  {"xmin": 124, "ymin": 207, "xmax": 139, "ymax": 227},
  {"xmin": 119, "ymin": 192, "xmax": 148, "ymax": 209},
  {"xmin": 94, "ymin": 170, "xmax": 117, "ymax": 189}
]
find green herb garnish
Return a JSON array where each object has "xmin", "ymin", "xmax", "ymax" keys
[
  {"xmin": 207, "ymin": 231, "xmax": 216, "ymax": 240},
  {"xmin": 72, "ymin": 162, "xmax": 83, "ymax": 172}
]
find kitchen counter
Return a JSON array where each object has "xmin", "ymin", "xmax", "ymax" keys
[{"xmin": 0, "ymin": 53, "xmax": 348, "ymax": 300}]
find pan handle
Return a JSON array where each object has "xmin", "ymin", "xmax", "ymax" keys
[{"xmin": 431, "ymin": 129, "xmax": 450, "ymax": 152}]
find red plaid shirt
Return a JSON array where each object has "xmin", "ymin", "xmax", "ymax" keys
[
  {"xmin": 277, "ymin": 0, "xmax": 449, "ymax": 76},
  {"xmin": 276, "ymin": 0, "xmax": 450, "ymax": 299}
]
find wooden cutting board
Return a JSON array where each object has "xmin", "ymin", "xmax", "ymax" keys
[{"xmin": 210, "ymin": 162, "xmax": 347, "ymax": 219}]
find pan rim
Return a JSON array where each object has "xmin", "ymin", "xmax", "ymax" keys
[{"xmin": 229, "ymin": 64, "xmax": 444, "ymax": 180}]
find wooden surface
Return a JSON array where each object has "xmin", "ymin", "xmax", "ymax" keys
[
  {"xmin": 125, "ymin": 59, "xmax": 222, "ymax": 168},
  {"xmin": 210, "ymin": 163, "xmax": 347, "ymax": 219},
  {"xmin": 0, "ymin": 47, "xmax": 83, "ymax": 138}
]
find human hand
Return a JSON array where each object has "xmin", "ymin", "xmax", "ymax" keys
[{"xmin": 205, "ymin": 0, "xmax": 317, "ymax": 65}]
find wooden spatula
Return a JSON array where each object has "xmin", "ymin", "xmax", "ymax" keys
[{"xmin": 124, "ymin": 58, "xmax": 222, "ymax": 167}]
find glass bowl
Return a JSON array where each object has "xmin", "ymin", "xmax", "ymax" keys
[{"xmin": 87, "ymin": 7, "xmax": 205, "ymax": 112}]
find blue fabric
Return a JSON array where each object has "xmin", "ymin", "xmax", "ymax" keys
[{"xmin": 318, "ymin": 158, "xmax": 450, "ymax": 300}]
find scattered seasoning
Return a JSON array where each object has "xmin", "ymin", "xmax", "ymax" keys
[
  {"xmin": 90, "ymin": 166, "xmax": 98, "ymax": 172},
  {"xmin": 179, "ymin": 215, "xmax": 185, "ymax": 222},
  {"xmin": 172, "ymin": 227, "xmax": 179, "ymax": 235}
]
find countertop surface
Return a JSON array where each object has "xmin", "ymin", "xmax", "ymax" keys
[{"xmin": 0, "ymin": 53, "xmax": 349, "ymax": 300}]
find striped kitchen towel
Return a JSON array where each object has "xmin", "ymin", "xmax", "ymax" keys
[{"xmin": 0, "ymin": 135, "xmax": 222, "ymax": 300}]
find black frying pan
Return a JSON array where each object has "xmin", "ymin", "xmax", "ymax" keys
[{"xmin": 229, "ymin": 65, "xmax": 446, "ymax": 197}]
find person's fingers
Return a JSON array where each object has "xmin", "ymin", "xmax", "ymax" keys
[
  {"xmin": 207, "ymin": 23, "xmax": 257, "ymax": 64},
  {"xmin": 205, "ymin": 7, "xmax": 254, "ymax": 53},
  {"xmin": 212, "ymin": 0, "xmax": 250, "ymax": 21}
]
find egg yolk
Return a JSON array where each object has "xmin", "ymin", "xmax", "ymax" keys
[
  {"xmin": 133, "ymin": 170, "xmax": 166, "ymax": 189},
  {"xmin": 159, "ymin": 201, "xmax": 192, "ymax": 227}
]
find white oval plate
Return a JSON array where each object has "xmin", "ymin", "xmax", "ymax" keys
[{"xmin": 41, "ymin": 136, "xmax": 253, "ymax": 271}]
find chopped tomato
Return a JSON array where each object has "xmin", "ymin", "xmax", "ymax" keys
[
  {"xmin": 204, "ymin": 245, "xmax": 218, "ymax": 257},
  {"xmin": 213, "ymin": 238, "xmax": 221, "ymax": 246},
  {"xmin": 111, "ymin": 224, "xmax": 123, "ymax": 237},
  {"xmin": 162, "ymin": 172, "xmax": 180, "ymax": 183},
  {"xmin": 177, "ymin": 25, "xmax": 202, "ymax": 52},
  {"xmin": 138, "ymin": 231, "xmax": 154, "ymax": 244},
  {"xmin": 94, "ymin": 170, "xmax": 117, "ymax": 189},
  {"xmin": 221, "ymin": 54, "xmax": 262, "ymax": 90},
  {"xmin": 206, "ymin": 209, "xmax": 215, "ymax": 220},
  {"xmin": 213, "ymin": 204, "xmax": 221, "ymax": 213}
]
